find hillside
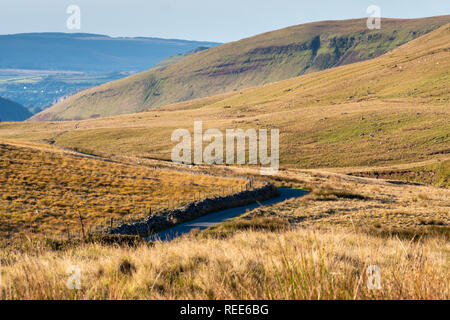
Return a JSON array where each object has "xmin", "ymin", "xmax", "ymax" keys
[
  {"xmin": 7, "ymin": 23, "xmax": 449, "ymax": 171},
  {"xmin": 0, "ymin": 33, "xmax": 220, "ymax": 73},
  {"xmin": 31, "ymin": 16, "xmax": 450, "ymax": 121},
  {"xmin": 0, "ymin": 97, "xmax": 32, "ymax": 121}
]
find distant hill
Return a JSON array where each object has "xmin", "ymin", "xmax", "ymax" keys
[
  {"xmin": 154, "ymin": 46, "xmax": 212, "ymax": 68},
  {"xmin": 13, "ymin": 23, "xmax": 449, "ymax": 170},
  {"xmin": 0, "ymin": 97, "xmax": 32, "ymax": 121},
  {"xmin": 0, "ymin": 33, "xmax": 220, "ymax": 73},
  {"xmin": 31, "ymin": 15, "xmax": 450, "ymax": 121}
]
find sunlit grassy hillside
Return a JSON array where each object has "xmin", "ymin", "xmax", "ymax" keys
[{"xmin": 31, "ymin": 16, "xmax": 450, "ymax": 121}]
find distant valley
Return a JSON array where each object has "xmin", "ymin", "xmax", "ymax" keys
[{"xmin": 0, "ymin": 33, "xmax": 220, "ymax": 117}]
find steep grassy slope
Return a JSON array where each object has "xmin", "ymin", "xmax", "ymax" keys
[
  {"xmin": 2, "ymin": 23, "xmax": 449, "ymax": 169},
  {"xmin": 0, "ymin": 97, "xmax": 32, "ymax": 121},
  {"xmin": 31, "ymin": 16, "xmax": 450, "ymax": 121}
]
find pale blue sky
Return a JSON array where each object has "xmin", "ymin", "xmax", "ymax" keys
[{"xmin": 1, "ymin": 0, "xmax": 449, "ymax": 42}]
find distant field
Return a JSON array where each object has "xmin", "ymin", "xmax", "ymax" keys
[
  {"xmin": 0, "ymin": 141, "xmax": 246, "ymax": 243},
  {"xmin": 0, "ymin": 32, "xmax": 219, "ymax": 113}
]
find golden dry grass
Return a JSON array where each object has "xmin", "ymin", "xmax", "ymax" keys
[
  {"xmin": 0, "ymin": 226, "xmax": 448, "ymax": 300},
  {"xmin": 348, "ymin": 160, "xmax": 449, "ymax": 188},
  {"xmin": 0, "ymin": 162, "xmax": 447, "ymax": 300},
  {"xmin": 0, "ymin": 140, "xmax": 247, "ymax": 243},
  {"xmin": 243, "ymin": 167, "xmax": 450, "ymax": 230}
]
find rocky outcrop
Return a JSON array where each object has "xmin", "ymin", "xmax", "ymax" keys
[{"xmin": 107, "ymin": 183, "xmax": 279, "ymax": 237}]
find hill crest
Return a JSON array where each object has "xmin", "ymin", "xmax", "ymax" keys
[{"xmin": 31, "ymin": 15, "xmax": 450, "ymax": 121}]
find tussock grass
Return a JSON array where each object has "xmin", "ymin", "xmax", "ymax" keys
[
  {"xmin": 362, "ymin": 225, "xmax": 449, "ymax": 241},
  {"xmin": 233, "ymin": 168, "xmax": 449, "ymax": 231},
  {"xmin": 0, "ymin": 227, "xmax": 448, "ymax": 300},
  {"xmin": 43, "ymin": 234, "xmax": 145, "ymax": 251}
]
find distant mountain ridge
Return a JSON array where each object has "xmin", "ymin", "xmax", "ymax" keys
[
  {"xmin": 0, "ymin": 97, "xmax": 32, "ymax": 121},
  {"xmin": 32, "ymin": 15, "xmax": 450, "ymax": 121},
  {"xmin": 0, "ymin": 32, "xmax": 221, "ymax": 72}
]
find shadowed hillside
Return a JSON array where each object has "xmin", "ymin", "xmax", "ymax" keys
[
  {"xmin": 0, "ymin": 97, "xmax": 32, "ymax": 121},
  {"xmin": 31, "ymin": 16, "xmax": 450, "ymax": 121}
]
